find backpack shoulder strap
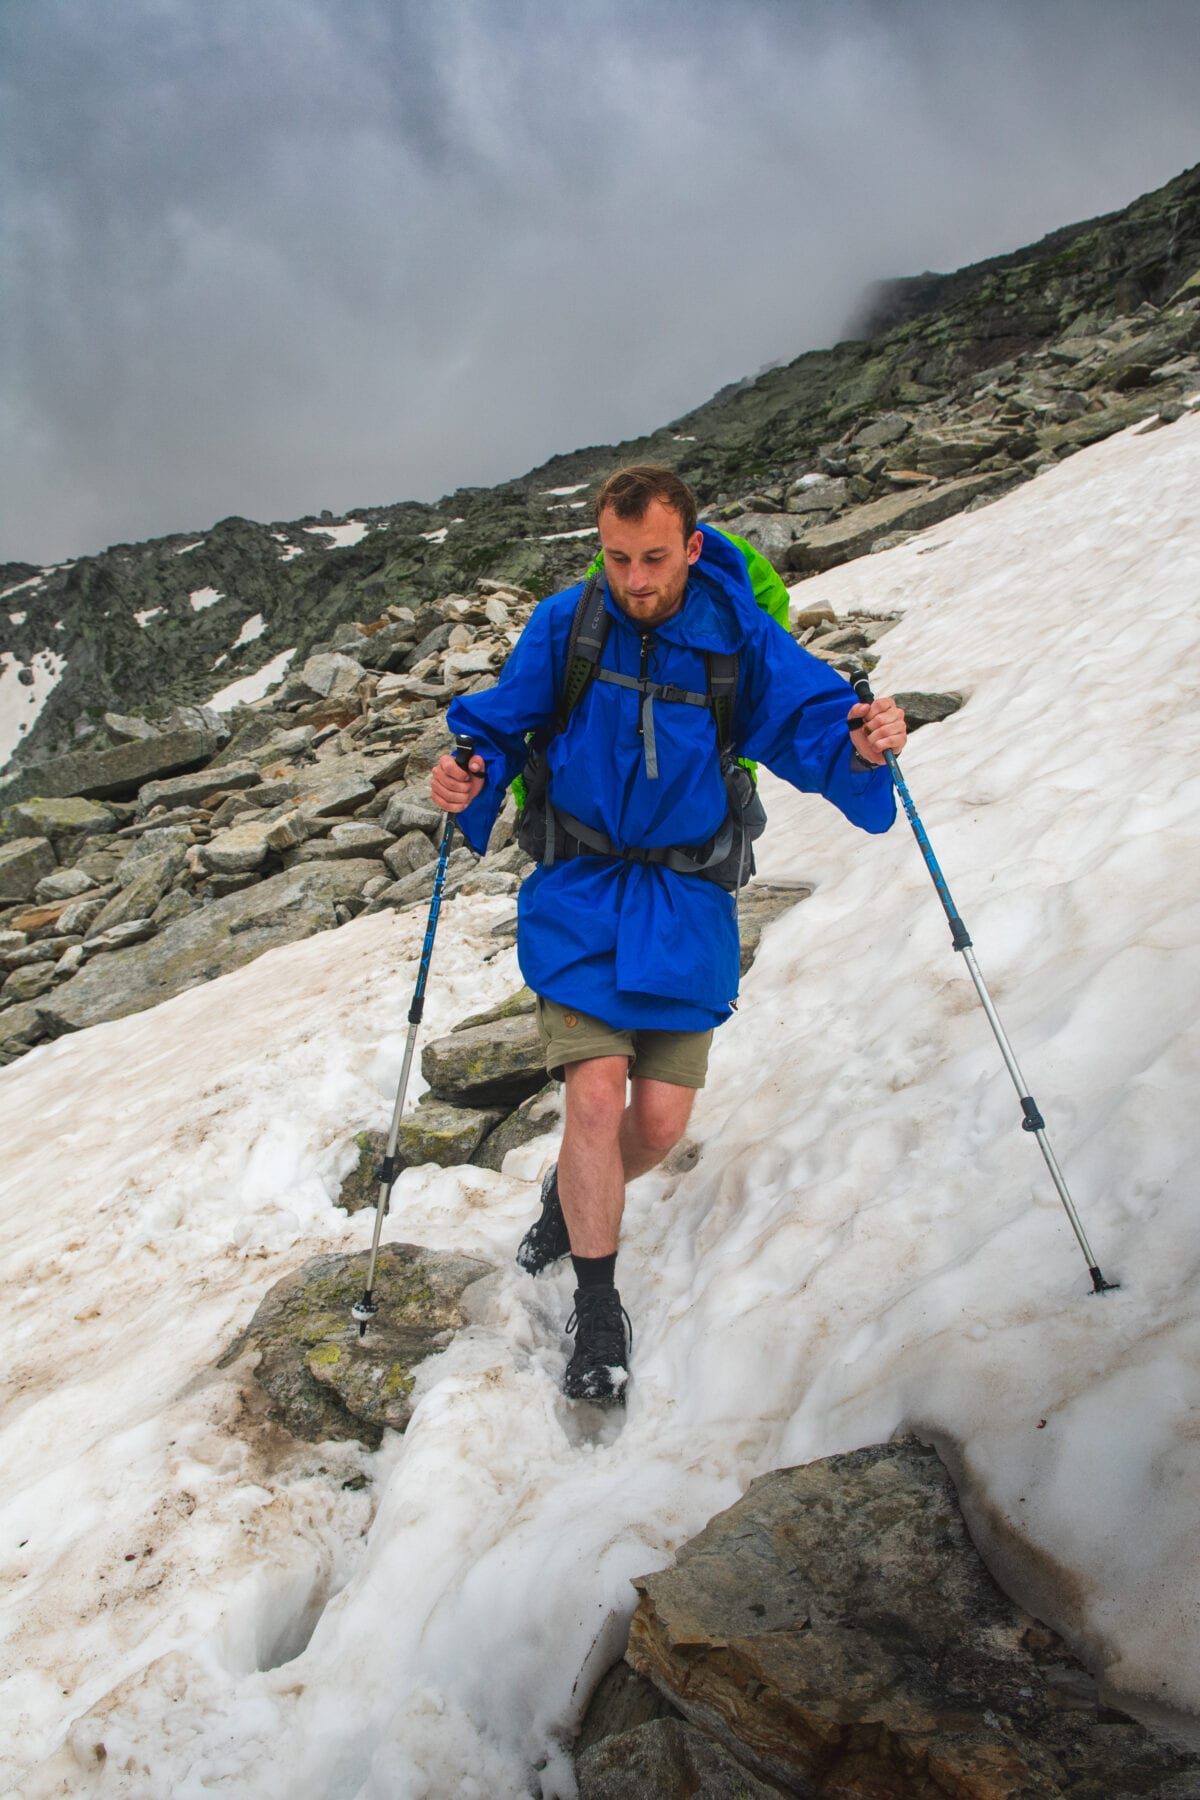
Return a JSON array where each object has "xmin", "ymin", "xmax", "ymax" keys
[
  {"xmin": 556, "ymin": 571, "xmax": 608, "ymax": 731},
  {"xmin": 705, "ymin": 649, "xmax": 739, "ymax": 759}
]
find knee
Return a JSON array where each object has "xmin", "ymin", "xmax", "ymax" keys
[
  {"xmin": 632, "ymin": 1095, "xmax": 690, "ymax": 1160},
  {"xmin": 564, "ymin": 1059, "xmax": 628, "ymax": 1140}
]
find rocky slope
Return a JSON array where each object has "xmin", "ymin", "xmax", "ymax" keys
[{"xmin": 3, "ymin": 162, "xmax": 1198, "ymax": 770}]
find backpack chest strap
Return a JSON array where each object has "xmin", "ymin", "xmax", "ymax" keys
[{"xmin": 593, "ymin": 666, "xmax": 711, "ymax": 780}]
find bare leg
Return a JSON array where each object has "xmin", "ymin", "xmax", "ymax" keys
[{"xmin": 558, "ymin": 1060, "xmax": 696, "ymax": 1257}]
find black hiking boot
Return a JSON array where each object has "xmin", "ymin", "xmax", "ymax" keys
[
  {"xmin": 563, "ymin": 1287, "xmax": 632, "ymax": 1407},
  {"xmin": 516, "ymin": 1163, "xmax": 571, "ymax": 1275}
]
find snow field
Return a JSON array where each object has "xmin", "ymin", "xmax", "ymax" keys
[{"xmin": 1, "ymin": 410, "xmax": 1198, "ymax": 1796}]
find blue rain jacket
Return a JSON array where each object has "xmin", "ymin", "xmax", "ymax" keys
[{"xmin": 447, "ymin": 525, "xmax": 895, "ymax": 1032}]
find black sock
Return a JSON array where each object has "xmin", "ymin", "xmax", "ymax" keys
[{"xmin": 571, "ymin": 1252, "xmax": 617, "ymax": 1290}]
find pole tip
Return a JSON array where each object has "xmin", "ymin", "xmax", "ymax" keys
[{"xmin": 1090, "ymin": 1267, "xmax": 1120, "ymax": 1294}]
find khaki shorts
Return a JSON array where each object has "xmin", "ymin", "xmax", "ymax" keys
[{"xmin": 535, "ymin": 996, "xmax": 712, "ymax": 1089}]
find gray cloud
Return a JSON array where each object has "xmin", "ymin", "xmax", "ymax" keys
[{"xmin": 2, "ymin": 0, "xmax": 1199, "ymax": 563}]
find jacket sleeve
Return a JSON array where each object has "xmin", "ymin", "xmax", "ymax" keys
[
  {"xmin": 734, "ymin": 618, "xmax": 897, "ymax": 834},
  {"xmin": 443, "ymin": 592, "xmax": 573, "ymax": 854}
]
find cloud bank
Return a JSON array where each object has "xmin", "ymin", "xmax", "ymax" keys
[{"xmin": 2, "ymin": 0, "xmax": 1199, "ymax": 562}]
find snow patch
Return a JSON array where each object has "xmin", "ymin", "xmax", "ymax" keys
[
  {"xmin": 174, "ymin": 541, "xmax": 205, "ymax": 555},
  {"xmin": 303, "ymin": 521, "xmax": 369, "ymax": 550},
  {"xmin": 0, "ymin": 647, "xmax": 67, "ymax": 765},
  {"xmin": 0, "ymin": 575, "xmax": 43, "ymax": 600},
  {"xmin": 8, "ymin": 612, "xmax": 27, "ymax": 625},
  {"xmin": 233, "ymin": 613, "xmax": 266, "ymax": 647},
  {"xmin": 541, "ymin": 483, "xmax": 589, "ymax": 496},
  {"xmin": 134, "ymin": 608, "xmax": 164, "ymax": 627},
  {"xmin": 539, "ymin": 526, "xmax": 598, "ymax": 541},
  {"xmin": 189, "ymin": 587, "xmax": 224, "ymax": 612},
  {"xmin": 207, "ymin": 648, "xmax": 296, "ymax": 709}
]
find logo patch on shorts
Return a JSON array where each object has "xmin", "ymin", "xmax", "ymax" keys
[{"xmin": 563, "ymin": 1012, "xmax": 578, "ymax": 1028}]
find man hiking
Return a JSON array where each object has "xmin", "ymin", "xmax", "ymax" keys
[{"xmin": 431, "ymin": 465, "xmax": 906, "ymax": 1405}]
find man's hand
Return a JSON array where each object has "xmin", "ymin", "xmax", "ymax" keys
[
  {"xmin": 847, "ymin": 696, "xmax": 907, "ymax": 765},
  {"xmin": 431, "ymin": 752, "xmax": 486, "ymax": 813}
]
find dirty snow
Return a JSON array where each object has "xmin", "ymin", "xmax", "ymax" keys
[{"xmin": 2, "ymin": 411, "xmax": 1200, "ymax": 1796}]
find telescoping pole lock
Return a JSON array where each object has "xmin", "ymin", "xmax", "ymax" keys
[
  {"xmin": 846, "ymin": 668, "xmax": 1116, "ymax": 1295},
  {"xmin": 352, "ymin": 735, "xmax": 476, "ymax": 1335}
]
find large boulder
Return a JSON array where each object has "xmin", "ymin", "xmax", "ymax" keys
[
  {"xmin": 620, "ymin": 1439, "xmax": 1197, "ymax": 1799},
  {"xmin": 786, "ymin": 469, "xmax": 1023, "ymax": 575},
  {"xmin": 422, "ymin": 1013, "xmax": 546, "ymax": 1108},
  {"xmin": 218, "ymin": 1242, "xmax": 495, "ymax": 1446},
  {"xmin": 0, "ymin": 796, "xmax": 115, "ymax": 843},
  {"xmin": 136, "ymin": 758, "xmax": 262, "ymax": 815},
  {"xmin": 0, "ymin": 724, "xmax": 223, "ymax": 806},
  {"xmin": 36, "ymin": 859, "xmax": 383, "ymax": 1033}
]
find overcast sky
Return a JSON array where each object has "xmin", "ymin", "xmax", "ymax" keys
[{"xmin": 2, "ymin": 0, "xmax": 1199, "ymax": 567}]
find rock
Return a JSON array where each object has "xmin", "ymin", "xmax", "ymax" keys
[
  {"xmin": 8, "ymin": 900, "xmax": 72, "ymax": 936},
  {"xmin": 0, "ymin": 838, "xmax": 57, "ymax": 904},
  {"xmin": 290, "ymin": 652, "xmax": 368, "ymax": 701},
  {"xmin": 37, "ymin": 860, "xmax": 383, "ymax": 1033},
  {"xmin": 791, "ymin": 603, "xmax": 838, "ymax": 629},
  {"xmin": 151, "ymin": 889, "xmax": 200, "ymax": 927},
  {"xmin": 787, "ymin": 477, "xmax": 850, "ymax": 515},
  {"xmin": 382, "ymin": 790, "xmax": 442, "ymax": 836},
  {"xmin": 54, "ymin": 943, "xmax": 85, "ymax": 977},
  {"xmin": 206, "ymin": 872, "xmax": 261, "ymax": 898},
  {"xmin": 293, "ymin": 773, "xmax": 377, "ymax": 819},
  {"xmin": 6, "ymin": 935, "xmax": 74, "ymax": 968},
  {"xmin": 396, "ymin": 1095, "xmax": 507, "ymax": 1167},
  {"xmin": 383, "ymin": 830, "xmax": 439, "ymax": 880},
  {"xmin": 576, "ymin": 1719, "xmax": 781, "ymax": 1800},
  {"xmin": 0, "ymin": 930, "xmax": 27, "ymax": 960},
  {"xmin": 88, "ymin": 846, "xmax": 188, "ymax": 934},
  {"xmin": 0, "ymin": 1001, "xmax": 46, "ymax": 1059},
  {"xmin": 83, "ymin": 919, "xmax": 157, "ymax": 957},
  {"xmin": 263, "ymin": 811, "xmax": 309, "ymax": 853},
  {"xmin": 0, "ymin": 724, "xmax": 223, "ymax": 807},
  {"xmin": 722, "ymin": 512, "xmax": 798, "ymax": 570},
  {"xmin": 56, "ymin": 891, "xmax": 113, "ymax": 936},
  {"xmin": 454, "ymin": 985, "xmax": 537, "ymax": 1033},
  {"xmin": 1, "ymin": 797, "xmax": 115, "ymax": 842},
  {"xmin": 893, "ymin": 690, "xmax": 965, "ymax": 730},
  {"xmin": 218, "ymin": 1242, "xmax": 495, "ymax": 1446},
  {"xmin": 374, "ymin": 846, "xmax": 475, "ymax": 910},
  {"xmin": 33, "ymin": 868, "xmax": 96, "ymax": 903},
  {"xmin": 786, "ymin": 469, "xmax": 1023, "ymax": 576},
  {"xmin": 476, "ymin": 1081, "xmax": 561, "ymax": 1172},
  {"xmin": 117, "ymin": 824, "xmax": 194, "ymax": 878},
  {"xmin": 625, "ymin": 1439, "xmax": 1197, "ymax": 1800},
  {"xmin": 199, "ymin": 818, "xmax": 276, "ymax": 875},
  {"xmin": 136, "ymin": 759, "xmax": 262, "ymax": 815},
  {"xmin": 852, "ymin": 411, "xmax": 911, "ymax": 449},
  {"xmin": 422, "ymin": 1013, "xmax": 546, "ymax": 1108},
  {"xmin": 336, "ymin": 1130, "xmax": 388, "ymax": 1214},
  {"xmin": 2, "ymin": 963, "xmax": 57, "ymax": 1002},
  {"xmin": 102, "ymin": 711, "xmax": 159, "ymax": 743},
  {"xmin": 737, "ymin": 880, "xmax": 811, "ymax": 976},
  {"xmin": 326, "ymin": 821, "xmax": 393, "ymax": 858}
]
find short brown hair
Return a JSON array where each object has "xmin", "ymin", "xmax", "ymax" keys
[{"xmin": 594, "ymin": 464, "xmax": 698, "ymax": 539}]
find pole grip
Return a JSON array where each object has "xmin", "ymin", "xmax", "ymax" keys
[
  {"xmin": 453, "ymin": 734, "xmax": 475, "ymax": 772},
  {"xmin": 848, "ymin": 667, "xmax": 875, "ymax": 706}
]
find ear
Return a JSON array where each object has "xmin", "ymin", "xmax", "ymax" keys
[{"xmin": 685, "ymin": 529, "xmax": 702, "ymax": 566}]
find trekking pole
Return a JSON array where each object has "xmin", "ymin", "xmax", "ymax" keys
[
  {"xmin": 351, "ymin": 734, "xmax": 476, "ymax": 1336},
  {"xmin": 846, "ymin": 668, "xmax": 1116, "ymax": 1294}
]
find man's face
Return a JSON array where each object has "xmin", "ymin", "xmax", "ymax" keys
[{"xmin": 598, "ymin": 498, "xmax": 702, "ymax": 628}]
